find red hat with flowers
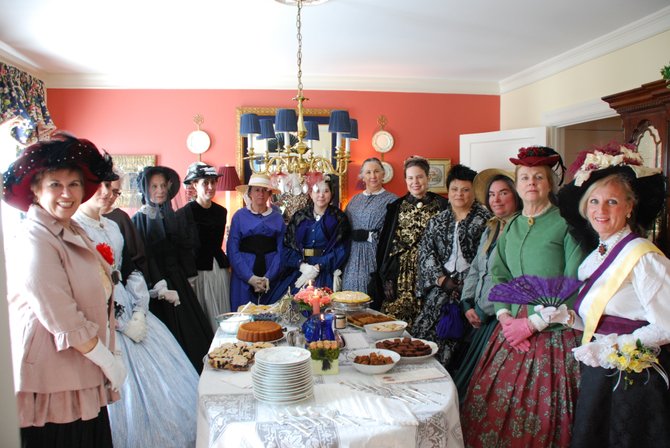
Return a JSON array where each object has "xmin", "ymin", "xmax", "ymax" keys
[
  {"xmin": 510, "ymin": 145, "xmax": 567, "ymax": 186},
  {"xmin": 510, "ymin": 146, "xmax": 561, "ymax": 167}
]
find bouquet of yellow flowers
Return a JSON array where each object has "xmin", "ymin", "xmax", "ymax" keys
[
  {"xmin": 607, "ymin": 339, "xmax": 669, "ymax": 391},
  {"xmin": 294, "ymin": 285, "xmax": 333, "ymax": 315}
]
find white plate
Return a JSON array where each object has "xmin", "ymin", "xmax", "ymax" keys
[
  {"xmin": 254, "ymin": 391, "xmax": 314, "ymax": 405},
  {"xmin": 254, "ymin": 347, "xmax": 311, "ymax": 365},
  {"xmin": 253, "ymin": 383, "xmax": 314, "ymax": 397},
  {"xmin": 372, "ymin": 130, "xmax": 394, "ymax": 153},
  {"xmin": 372, "ymin": 337, "xmax": 439, "ymax": 360},
  {"xmin": 252, "ymin": 371, "xmax": 313, "ymax": 385},
  {"xmin": 381, "ymin": 161, "xmax": 393, "ymax": 183}
]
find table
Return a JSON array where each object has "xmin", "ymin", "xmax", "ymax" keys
[{"xmin": 196, "ymin": 325, "xmax": 463, "ymax": 448}]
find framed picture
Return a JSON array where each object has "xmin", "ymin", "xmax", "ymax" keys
[
  {"xmin": 113, "ymin": 154, "xmax": 156, "ymax": 209},
  {"xmin": 427, "ymin": 158, "xmax": 451, "ymax": 193}
]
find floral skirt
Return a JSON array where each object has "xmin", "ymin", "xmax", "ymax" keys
[{"xmin": 461, "ymin": 325, "xmax": 581, "ymax": 448}]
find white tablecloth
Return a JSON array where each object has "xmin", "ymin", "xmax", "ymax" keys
[{"xmin": 196, "ymin": 327, "xmax": 463, "ymax": 448}]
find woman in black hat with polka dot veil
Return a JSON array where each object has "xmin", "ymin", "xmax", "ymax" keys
[
  {"xmin": 132, "ymin": 165, "xmax": 213, "ymax": 372},
  {"xmin": 177, "ymin": 162, "xmax": 231, "ymax": 332},
  {"xmin": 552, "ymin": 142, "xmax": 670, "ymax": 447},
  {"xmin": 3, "ymin": 132, "xmax": 124, "ymax": 447}
]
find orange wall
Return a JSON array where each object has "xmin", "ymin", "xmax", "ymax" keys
[{"xmin": 46, "ymin": 89, "xmax": 499, "ymax": 201}]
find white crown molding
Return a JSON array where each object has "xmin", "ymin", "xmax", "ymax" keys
[
  {"xmin": 500, "ymin": 5, "xmax": 670, "ymax": 94},
  {"xmin": 44, "ymin": 72, "xmax": 501, "ymax": 95},
  {"xmin": 542, "ymin": 98, "xmax": 617, "ymax": 127}
]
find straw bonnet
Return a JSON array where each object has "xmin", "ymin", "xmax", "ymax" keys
[
  {"xmin": 2, "ymin": 132, "xmax": 116, "ymax": 212},
  {"xmin": 235, "ymin": 173, "xmax": 280, "ymax": 195},
  {"xmin": 472, "ymin": 168, "xmax": 515, "ymax": 205}
]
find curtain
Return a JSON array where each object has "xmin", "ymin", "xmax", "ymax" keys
[{"xmin": 0, "ymin": 62, "xmax": 54, "ymax": 144}]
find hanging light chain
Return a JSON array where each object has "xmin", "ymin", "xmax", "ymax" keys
[{"xmin": 296, "ymin": 0, "xmax": 303, "ymax": 96}]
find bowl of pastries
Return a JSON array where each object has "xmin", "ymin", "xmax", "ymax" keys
[
  {"xmin": 215, "ymin": 312, "xmax": 253, "ymax": 335},
  {"xmin": 349, "ymin": 348, "xmax": 400, "ymax": 375},
  {"xmin": 364, "ymin": 320, "xmax": 408, "ymax": 340}
]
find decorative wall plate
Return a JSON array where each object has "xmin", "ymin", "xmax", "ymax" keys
[
  {"xmin": 381, "ymin": 161, "xmax": 393, "ymax": 184},
  {"xmin": 186, "ymin": 129, "xmax": 211, "ymax": 154},
  {"xmin": 372, "ymin": 130, "xmax": 394, "ymax": 153}
]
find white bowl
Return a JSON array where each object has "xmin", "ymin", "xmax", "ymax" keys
[
  {"xmin": 349, "ymin": 348, "xmax": 400, "ymax": 375},
  {"xmin": 363, "ymin": 320, "xmax": 408, "ymax": 340},
  {"xmin": 216, "ymin": 312, "xmax": 253, "ymax": 334}
]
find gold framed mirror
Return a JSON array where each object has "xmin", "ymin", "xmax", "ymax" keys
[{"xmin": 235, "ymin": 106, "xmax": 348, "ymax": 207}]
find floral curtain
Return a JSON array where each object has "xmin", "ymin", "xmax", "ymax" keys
[{"xmin": 0, "ymin": 61, "xmax": 54, "ymax": 144}]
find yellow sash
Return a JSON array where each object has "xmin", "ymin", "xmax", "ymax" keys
[{"xmin": 581, "ymin": 239, "xmax": 662, "ymax": 344}]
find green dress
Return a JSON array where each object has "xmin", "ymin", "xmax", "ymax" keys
[{"xmin": 492, "ymin": 206, "xmax": 586, "ymax": 316}]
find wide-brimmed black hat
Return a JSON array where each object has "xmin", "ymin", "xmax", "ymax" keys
[
  {"xmin": 2, "ymin": 132, "xmax": 116, "ymax": 212},
  {"xmin": 136, "ymin": 165, "xmax": 181, "ymax": 205},
  {"xmin": 558, "ymin": 143, "xmax": 666, "ymax": 251},
  {"xmin": 183, "ymin": 162, "xmax": 221, "ymax": 185}
]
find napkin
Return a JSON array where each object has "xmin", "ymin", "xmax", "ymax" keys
[
  {"xmin": 376, "ymin": 366, "xmax": 446, "ymax": 384},
  {"xmin": 219, "ymin": 372, "xmax": 253, "ymax": 389},
  {"xmin": 314, "ymin": 383, "xmax": 418, "ymax": 426},
  {"xmin": 341, "ymin": 332, "xmax": 369, "ymax": 350}
]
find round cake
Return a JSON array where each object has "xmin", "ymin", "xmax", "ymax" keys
[
  {"xmin": 237, "ymin": 321, "xmax": 283, "ymax": 342},
  {"xmin": 330, "ymin": 290, "xmax": 371, "ymax": 304}
]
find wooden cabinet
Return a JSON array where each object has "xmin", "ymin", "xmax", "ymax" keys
[{"xmin": 602, "ymin": 79, "xmax": 670, "ymax": 253}]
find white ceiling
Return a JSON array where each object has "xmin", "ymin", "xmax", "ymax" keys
[{"xmin": 1, "ymin": 0, "xmax": 669, "ymax": 94}]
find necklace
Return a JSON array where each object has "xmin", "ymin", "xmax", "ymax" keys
[
  {"xmin": 596, "ymin": 228, "xmax": 630, "ymax": 261},
  {"xmin": 523, "ymin": 203, "xmax": 551, "ymax": 226}
]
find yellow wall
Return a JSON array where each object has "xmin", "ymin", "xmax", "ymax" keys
[{"xmin": 501, "ymin": 30, "xmax": 670, "ymax": 129}]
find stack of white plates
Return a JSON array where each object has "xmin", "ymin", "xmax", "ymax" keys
[{"xmin": 252, "ymin": 346, "xmax": 314, "ymax": 404}]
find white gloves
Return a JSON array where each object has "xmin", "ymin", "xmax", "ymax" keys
[
  {"xmin": 123, "ymin": 311, "xmax": 147, "ymax": 343},
  {"xmin": 83, "ymin": 339, "xmax": 127, "ymax": 392},
  {"xmin": 529, "ymin": 304, "xmax": 572, "ymax": 332},
  {"xmin": 536, "ymin": 304, "xmax": 571, "ymax": 324},
  {"xmin": 333, "ymin": 269, "xmax": 342, "ymax": 292},
  {"xmin": 572, "ymin": 326, "xmax": 670, "ymax": 369},
  {"xmin": 248, "ymin": 275, "xmax": 269, "ymax": 293},
  {"xmin": 295, "ymin": 263, "xmax": 320, "ymax": 288},
  {"xmin": 572, "ymin": 333, "xmax": 618, "ymax": 368},
  {"xmin": 149, "ymin": 279, "xmax": 180, "ymax": 306}
]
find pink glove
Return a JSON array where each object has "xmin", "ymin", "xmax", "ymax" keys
[{"xmin": 502, "ymin": 318, "xmax": 534, "ymax": 352}]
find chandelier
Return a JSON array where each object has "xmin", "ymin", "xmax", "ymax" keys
[{"xmin": 240, "ymin": 0, "xmax": 354, "ymax": 179}]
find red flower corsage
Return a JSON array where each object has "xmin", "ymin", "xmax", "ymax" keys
[{"xmin": 96, "ymin": 242, "xmax": 114, "ymax": 266}]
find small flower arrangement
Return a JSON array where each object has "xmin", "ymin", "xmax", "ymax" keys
[
  {"xmin": 607, "ymin": 338, "xmax": 669, "ymax": 391},
  {"xmin": 95, "ymin": 242, "xmax": 114, "ymax": 266},
  {"xmin": 294, "ymin": 285, "xmax": 333, "ymax": 315},
  {"xmin": 308, "ymin": 340, "xmax": 340, "ymax": 374}
]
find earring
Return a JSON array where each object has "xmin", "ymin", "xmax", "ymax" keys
[{"xmin": 626, "ymin": 213, "xmax": 631, "ymax": 219}]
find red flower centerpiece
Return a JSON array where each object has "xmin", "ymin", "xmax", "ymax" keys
[
  {"xmin": 96, "ymin": 242, "xmax": 114, "ymax": 266},
  {"xmin": 294, "ymin": 285, "xmax": 333, "ymax": 315}
]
